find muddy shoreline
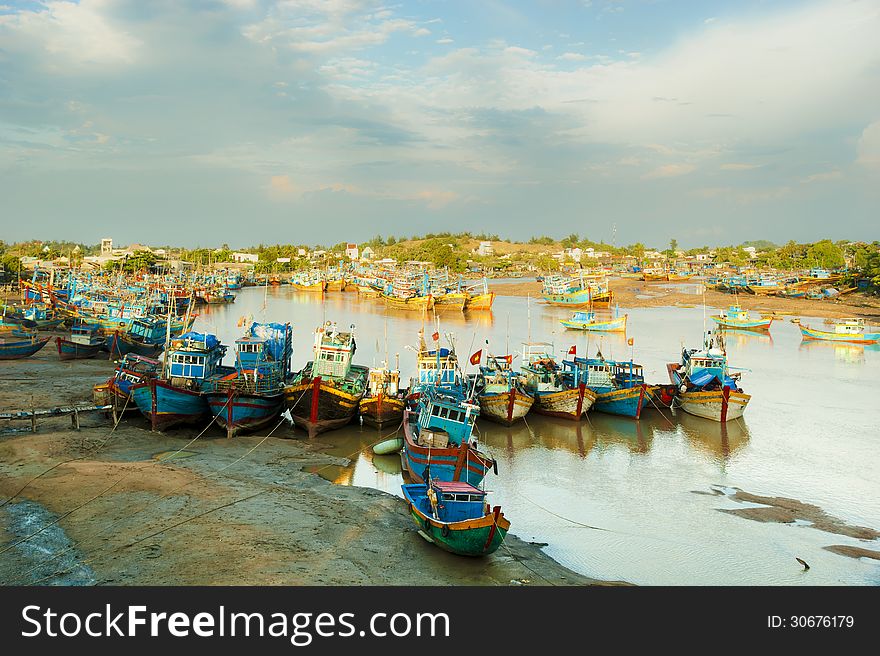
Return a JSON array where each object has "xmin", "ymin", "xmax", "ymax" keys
[
  {"xmin": 0, "ymin": 350, "xmax": 612, "ymax": 586},
  {"xmin": 491, "ymin": 278, "xmax": 880, "ymax": 321}
]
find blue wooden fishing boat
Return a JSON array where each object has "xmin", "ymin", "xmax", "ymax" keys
[
  {"xmin": 56, "ymin": 323, "xmax": 104, "ymax": 360},
  {"xmin": 541, "ymin": 274, "xmax": 613, "ymax": 307},
  {"xmin": 710, "ymin": 304, "xmax": 772, "ymax": 331},
  {"xmin": 402, "ymin": 386, "xmax": 496, "ymax": 486},
  {"xmin": 564, "ymin": 354, "xmax": 648, "ymax": 419},
  {"xmin": 401, "ymin": 481, "xmax": 509, "ymax": 556},
  {"xmin": 667, "ymin": 330, "xmax": 750, "ymax": 422},
  {"xmin": 95, "ymin": 354, "xmax": 161, "ymax": 410},
  {"xmin": 560, "ymin": 310, "xmax": 627, "ymax": 332},
  {"xmin": 131, "ymin": 331, "xmax": 230, "ymax": 431},
  {"xmin": 0, "ymin": 333, "xmax": 52, "ymax": 360},
  {"xmin": 799, "ymin": 318, "xmax": 879, "ymax": 344},
  {"xmin": 205, "ymin": 322, "xmax": 293, "ymax": 438},
  {"xmin": 106, "ymin": 316, "xmax": 179, "ymax": 358},
  {"xmin": 520, "ymin": 342, "xmax": 595, "ymax": 420}
]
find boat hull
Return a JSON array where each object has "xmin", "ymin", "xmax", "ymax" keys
[
  {"xmin": 679, "ymin": 388, "xmax": 750, "ymax": 422},
  {"xmin": 381, "ymin": 293, "xmax": 434, "ymax": 311},
  {"xmin": 711, "ymin": 316, "xmax": 773, "ymax": 330},
  {"xmin": 284, "ymin": 377, "xmax": 363, "ymax": 438},
  {"xmin": 0, "ymin": 336, "xmax": 51, "ymax": 360},
  {"xmin": 432, "ymin": 292, "xmax": 467, "ymax": 311},
  {"xmin": 478, "ymin": 389, "xmax": 534, "ymax": 425},
  {"xmin": 799, "ymin": 325, "xmax": 879, "ymax": 344},
  {"xmin": 106, "ymin": 331, "xmax": 165, "ymax": 358},
  {"xmin": 359, "ymin": 393, "xmax": 405, "ymax": 428},
  {"xmin": 205, "ymin": 390, "xmax": 284, "ymax": 438},
  {"xmin": 530, "ymin": 384, "xmax": 596, "ymax": 420},
  {"xmin": 401, "ymin": 410, "xmax": 494, "ymax": 487},
  {"xmin": 592, "ymin": 384, "xmax": 647, "ymax": 419},
  {"xmin": 131, "ymin": 379, "xmax": 209, "ymax": 431},
  {"xmin": 290, "ymin": 282, "xmax": 326, "ymax": 292},
  {"xmin": 55, "ymin": 337, "xmax": 102, "ymax": 360},
  {"xmin": 402, "ymin": 485, "xmax": 509, "ymax": 557},
  {"xmin": 464, "ymin": 292, "xmax": 495, "ymax": 311},
  {"xmin": 560, "ymin": 315, "xmax": 627, "ymax": 332}
]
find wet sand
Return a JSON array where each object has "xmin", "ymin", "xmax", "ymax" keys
[
  {"xmin": 0, "ymin": 349, "xmax": 610, "ymax": 586},
  {"xmin": 491, "ymin": 278, "xmax": 880, "ymax": 321}
]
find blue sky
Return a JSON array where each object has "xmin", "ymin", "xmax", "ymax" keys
[{"xmin": 1, "ymin": 0, "xmax": 878, "ymax": 248}]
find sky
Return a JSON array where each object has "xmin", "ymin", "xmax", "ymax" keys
[{"xmin": 0, "ymin": 0, "xmax": 878, "ymax": 249}]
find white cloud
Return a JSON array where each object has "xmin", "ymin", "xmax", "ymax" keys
[
  {"xmin": 436, "ymin": 37, "xmax": 453, "ymax": 44},
  {"xmin": 557, "ymin": 52, "xmax": 587, "ymax": 62},
  {"xmin": 641, "ymin": 163, "xmax": 696, "ymax": 179},
  {"xmin": 801, "ymin": 170, "xmax": 843, "ymax": 183},
  {"xmin": 720, "ymin": 163, "xmax": 763, "ymax": 171},
  {"xmin": 413, "ymin": 27, "xmax": 431, "ymax": 37},
  {"xmin": 856, "ymin": 120, "xmax": 880, "ymax": 168}
]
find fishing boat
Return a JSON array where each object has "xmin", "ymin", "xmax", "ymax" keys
[
  {"xmin": 205, "ymin": 322, "xmax": 293, "ymax": 438},
  {"xmin": 560, "ymin": 310, "xmax": 627, "ymax": 332},
  {"xmin": 401, "ymin": 481, "xmax": 509, "ymax": 556},
  {"xmin": 381, "ymin": 291, "xmax": 434, "ymax": 311},
  {"xmin": 799, "ymin": 318, "xmax": 879, "ymax": 344},
  {"xmin": 55, "ymin": 323, "xmax": 104, "ymax": 360},
  {"xmin": 359, "ymin": 361, "xmax": 405, "ymax": 428},
  {"xmin": 541, "ymin": 274, "xmax": 612, "ymax": 307},
  {"xmin": 476, "ymin": 354, "xmax": 533, "ymax": 425},
  {"xmin": 131, "ymin": 331, "xmax": 229, "ymax": 431},
  {"xmin": 464, "ymin": 291, "xmax": 495, "ymax": 311},
  {"xmin": 283, "ymin": 322, "xmax": 369, "ymax": 437},
  {"xmin": 564, "ymin": 354, "xmax": 648, "ymax": 419},
  {"xmin": 6, "ymin": 304, "xmax": 64, "ymax": 331},
  {"xmin": 95, "ymin": 354, "xmax": 161, "ymax": 410},
  {"xmin": 668, "ymin": 330, "xmax": 750, "ymax": 422},
  {"xmin": 401, "ymin": 385, "xmax": 496, "ymax": 486},
  {"xmin": 432, "ymin": 291, "xmax": 467, "ymax": 311},
  {"xmin": 357, "ymin": 285, "xmax": 380, "ymax": 298},
  {"xmin": 710, "ymin": 304, "xmax": 772, "ymax": 331},
  {"xmin": 106, "ymin": 315, "xmax": 185, "ymax": 358},
  {"xmin": 520, "ymin": 342, "xmax": 595, "ymax": 420},
  {"xmin": 0, "ymin": 333, "xmax": 52, "ymax": 360}
]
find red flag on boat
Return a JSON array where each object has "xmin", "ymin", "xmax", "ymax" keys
[
  {"xmin": 568, "ymin": 345, "xmax": 576, "ymax": 356},
  {"xmin": 432, "ymin": 331, "xmax": 440, "ymax": 341},
  {"xmin": 627, "ymin": 338, "xmax": 634, "ymax": 346},
  {"xmin": 470, "ymin": 350, "xmax": 482, "ymax": 365},
  {"xmin": 504, "ymin": 354, "xmax": 513, "ymax": 365}
]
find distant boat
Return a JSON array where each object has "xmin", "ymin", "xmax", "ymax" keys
[
  {"xmin": 710, "ymin": 305, "xmax": 772, "ymax": 331},
  {"xmin": 799, "ymin": 318, "xmax": 879, "ymax": 344},
  {"xmin": 401, "ymin": 481, "xmax": 509, "ymax": 557},
  {"xmin": 560, "ymin": 310, "xmax": 627, "ymax": 332}
]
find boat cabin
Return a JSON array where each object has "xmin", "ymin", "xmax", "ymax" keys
[
  {"xmin": 416, "ymin": 348, "xmax": 459, "ymax": 387},
  {"xmin": 69, "ymin": 322, "xmax": 104, "ymax": 346},
  {"xmin": 417, "ymin": 389, "xmax": 478, "ymax": 446},
  {"xmin": 834, "ymin": 319, "xmax": 865, "ymax": 335},
  {"xmin": 367, "ymin": 367, "xmax": 400, "ymax": 396},
  {"xmin": 167, "ymin": 332, "xmax": 226, "ymax": 380},
  {"xmin": 428, "ymin": 481, "xmax": 487, "ymax": 522},
  {"xmin": 312, "ymin": 322, "xmax": 355, "ymax": 379}
]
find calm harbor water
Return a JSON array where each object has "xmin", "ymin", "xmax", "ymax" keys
[{"xmin": 192, "ymin": 286, "xmax": 880, "ymax": 585}]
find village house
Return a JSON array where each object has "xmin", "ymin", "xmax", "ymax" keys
[
  {"xmin": 232, "ymin": 252, "xmax": 259, "ymax": 263},
  {"xmin": 476, "ymin": 241, "xmax": 494, "ymax": 256},
  {"xmin": 361, "ymin": 246, "xmax": 375, "ymax": 260},
  {"xmin": 345, "ymin": 243, "xmax": 359, "ymax": 260}
]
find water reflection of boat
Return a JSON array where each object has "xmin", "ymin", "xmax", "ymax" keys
[
  {"xmin": 676, "ymin": 410, "xmax": 750, "ymax": 460},
  {"xmin": 588, "ymin": 413, "xmax": 653, "ymax": 453},
  {"xmin": 478, "ymin": 414, "xmax": 596, "ymax": 458},
  {"xmin": 717, "ymin": 328, "xmax": 774, "ymax": 347},
  {"xmin": 798, "ymin": 338, "xmax": 873, "ymax": 364}
]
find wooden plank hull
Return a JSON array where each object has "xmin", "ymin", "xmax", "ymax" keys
[
  {"xmin": 799, "ymin": 325, "xmax": 880, "ymax": 344},
  {"xmin": 402, "ymin": 485, "xmax": 509, "ymax": 557},
  {"xmin": 679, "ymin": 388, "xmax": 750, "ymax": 422},
  {"xmin": 645, "ymin": 384, "xmax": 677, "ymax": 409},
  {"xmin": 560, "ymin": 314, "xmax": 627, "ymax": 332},
  {"xmin": 106, "ymin": 331, "xmax": 164, "ymax": 358},
  {"xmin": 55, "ymin": 337, "xmax": 103, "ymax": 360},
  {"xmin": 205, "ymin": 390, "xmax": 283, "ymax": 438},
  {"xmin": 432, "ymin": 292, "xmax": 467, "ymax": 311},
  {"xmin": 131, "ymin": 379, "xmax": 209, "ymax": 431},
  {"xmin": 478, "ymin": 389, "xmax": 534, "ymax": 425},
  {"xmin": 381, "ymin": 293, "xmax": 434, "ymax": 311},
  {"xmin": 284, "ymin": 377, "xmax": 363, "ymax": 438},
  {"xmin": 592, "ymin": 384, "xmax": 647, "ymax": 419},
  {"xmin": 401, "ymin": 410, "xmax": 494, "ymax": 486},
  {"xmin": 464, "ymin": 292, "xmax": 495, "ymax": 311},
  {"xmin": 530, "ymin": 384, "xmax": 596, "ymax": 420},
  {"xmin": 0, "ymin": 336, "xmax": 51, "ymax": 360},
  {"xmin": 290, "ymin": 282, "xmax": 326, "ymax": 292},
  {"xmin": 325, "ymin": 280, "xmax": 344, "ymax": 292},
  {"xmin": 711, "ymin": 316, "xmax": 773, "ymax": 330},
  {"xmin": 359, "ymin": 394, "xmax": 405, "ymax": 428}
]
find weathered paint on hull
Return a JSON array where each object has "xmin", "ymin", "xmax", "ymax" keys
[
  {"xmin": 401, "ymin": 411, "xmax": 494, "ymax": 486},
  {"xmin": 106, "ymin": 332, "xmax": 164, "ymax": 358},
  {"xmin": 205, "ymin": 391, "xmax": 283, "ymax": 438},
  {"xmin": 464, "ymin": 292, "xmax": 495, "ymax": 311},
  {"xmin": 0, "ymin": 336, "xmax": 51, "ymax": 360},
  {"xmin": 560, "ymin": 315, "xmax": 627, "ymax": 332},
  {"xmin": 284, "ymin": 378, "xmax": 362, "ymax": 438},
  {"xmin": 711, "ymin": 316, "xmax": 773, "ymax": 330},
  {"xmin": 381, "ymin": 293, "xmax": 434, "ymax": 311},
  {"xmin": 55, "ymin": 337, "xmax": 102, "ymax": 360},
  {"xmin": 530, "ymin": 385, "xmax": 596, "ymax": 420},
  {"xmin": 290, "ymin": 282, "xmax": 326, "ymax": 292},
  {"xmin": 404, "ymin": 497, "xmax": 509, "ymax": 556},
  {"xmin": 679, "ymin": 388, "xmax": 750, "ymax": 422},
  {"xmin": 592, "ymin": 385, "xmax": 647, "ymax": 419},
  {"xmin": 359, "ymin": 394, "xmax": 404, "ymax": 427},
  {"xmin": 131, "ymin": 379, "xmax": 209, "ymax": 431},
  {"xmin": 432, "ymin": 293, "xmax": 467, "ymax": 311},
  {"xmin": 478, "ymin": 389, "xmax": 534, "ymax": 425}
]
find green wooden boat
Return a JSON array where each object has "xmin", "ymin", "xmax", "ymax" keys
[{"xmin": 401, "ymin": 481, "xmax": 509, "ymax": 556}]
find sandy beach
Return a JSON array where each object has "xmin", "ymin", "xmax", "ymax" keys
[
  {"xmin": 491, "ymin": 277, "xmax": 880, "ymax": 321},
  {"xmin": 0, "ymin": 349, "xmax": 609, "ymax": 586}
]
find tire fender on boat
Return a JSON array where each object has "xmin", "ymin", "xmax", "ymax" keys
[{"xmin": 441, "ymin": 524, "xmax": 450, "ymax": 538}]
